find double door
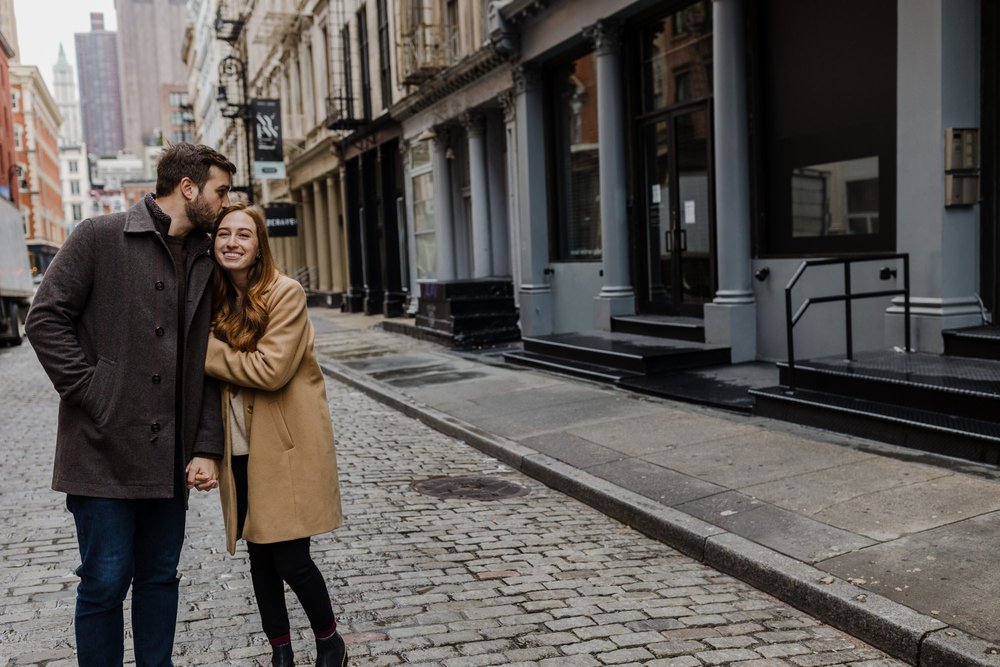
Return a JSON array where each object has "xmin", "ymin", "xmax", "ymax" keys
[{"xmin": 641, "ymin": 102, "xmax": 715, "ymax": 316}]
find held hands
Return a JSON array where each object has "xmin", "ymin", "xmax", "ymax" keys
[{"xmin": 186, "ymin": 456, "xmax": 220, "ymax": 491}]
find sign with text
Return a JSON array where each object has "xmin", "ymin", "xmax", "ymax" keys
[
  {"xmin": 252, "ymin": 98, "xmax": 286, "ymax": 180},
  {"xmin": 264, "ymin": 203, "xmax": 297, "ymax": 237}
]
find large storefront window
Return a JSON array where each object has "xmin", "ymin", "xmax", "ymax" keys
[
  {"xmin": 759, "ymin": 0, "xmax": 896, "ymax": 255},
  {"xmin": 552, "ymin": 51, "xmax": 601, "ymax": 260},
  {"xmin": 410, "ymin": 140, "xmax": 435, "ymax": 279}
]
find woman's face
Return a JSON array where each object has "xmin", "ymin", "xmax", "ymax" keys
[{"xmin": 214, "ymin": 210, "xmax": 260, "ymax": 282}]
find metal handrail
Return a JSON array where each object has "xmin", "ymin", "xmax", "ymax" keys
[{"xmin": 785, "ymin": 253, "xmax": 910, "ymax": 391}]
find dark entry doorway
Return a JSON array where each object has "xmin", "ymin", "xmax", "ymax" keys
[
  {"xmin": 641, "ymin": 102, "xmax": 715, "ymax": 315},
  {"xmin": 634, "ymin": 0, "xmax": 716, "ymax": 317}
]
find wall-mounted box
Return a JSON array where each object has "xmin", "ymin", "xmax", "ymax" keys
[
  {"xmin": 945, "ymin": 127, "xmax": 979, "ymax": 171},
  {"xmin": 946, "ymin": 173, "xmax": 979, "ymax": 206}
]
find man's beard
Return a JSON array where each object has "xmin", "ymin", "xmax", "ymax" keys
[{"xmin": 186, "ymin": 195, "xmax": 216, "ymax": 233}]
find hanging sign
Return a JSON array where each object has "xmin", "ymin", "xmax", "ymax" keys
[
  {"xmin": 252, "ymin": 98, "xmax": 286, "ymax": 180},
  {"xmin": 264, "ymin": 203, "xmax": 297, "ymax": 237}
]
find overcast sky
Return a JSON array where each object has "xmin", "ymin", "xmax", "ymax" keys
[{"xmin": 12, "ymin": 0, "xmax": 119, "ymax": 92}]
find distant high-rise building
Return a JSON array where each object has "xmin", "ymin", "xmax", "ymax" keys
[
  {"xmin": 52, "ymin": 44, "xmax": 82, "ymax": 147},
  {"xmin": 75, "ymin": 13, "xmax": 124, "ymax": 157},
  {"xmin": 115, "ymin": 0, "xmax": 189, "ymax": 154}
]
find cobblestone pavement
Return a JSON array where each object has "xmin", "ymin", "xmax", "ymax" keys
[{"xmin": 0, "ymin": 341, "xmax": 905, "ymax": 666}]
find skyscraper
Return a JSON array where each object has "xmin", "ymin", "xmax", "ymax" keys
[
  {"xmin": 75, "ymin": 13, "xmax": 124, "ymax": 157},
  {"xmin": 115, "ymin": 0, "xmax": 189, "ymax": 154},
  {"xmin": 52, "ymin": 45, "xmax": 82, "ymax": 147}
]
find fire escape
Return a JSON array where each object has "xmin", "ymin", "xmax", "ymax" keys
[
  {"xmin": 326, "ymin": 0, "xmax": 368, "ymax": 131},
  {"xmin": 396, "ymin": 0, "xmax": 448, "ymax": 86}
]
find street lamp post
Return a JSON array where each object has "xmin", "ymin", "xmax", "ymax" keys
[{"xmin": 216, "ymin": 55, "xmax": 254, "ymax": 203}]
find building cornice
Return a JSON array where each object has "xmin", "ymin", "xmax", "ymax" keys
[
  {"xmin": 498, "ymin": 0, "xmax": 554, "ymax": 25},
  {"xmin": 389, "ymin": 48, "xmax": 508, "ymax": 122},
  {"xmin": 0, "ymin": 30, "xmax": 14, "ymax": 59}
]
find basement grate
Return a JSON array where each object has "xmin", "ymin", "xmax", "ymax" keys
[{"xmin": 411, "ymin": 475, "xmax": 530, "ymax": 501}]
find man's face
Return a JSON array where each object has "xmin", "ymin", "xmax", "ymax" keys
[{"xmin": 186, "ymin": 166, "xmax": 232, "ymax": 233}]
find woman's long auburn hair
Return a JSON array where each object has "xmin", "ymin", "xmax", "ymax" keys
[{"xmin": 211, "ymin": 202, "xmax": 279, "ymax": 352}]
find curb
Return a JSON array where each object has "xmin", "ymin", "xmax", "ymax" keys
[{"xmin": 318, "ymin": 358, "xmax": 1000, "ymax": 667}]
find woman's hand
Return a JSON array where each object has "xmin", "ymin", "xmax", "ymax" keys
[{"xmin": 186, "ymin": 456, "xmax": 220, "ymax": 491}]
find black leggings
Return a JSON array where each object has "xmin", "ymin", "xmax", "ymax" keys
[{"xmin": 232, "ymin": 455, "xmax": 335, "ymax": 640}]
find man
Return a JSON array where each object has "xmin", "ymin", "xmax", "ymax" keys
[{"xmin": 26, "ymin": 143, "xmax": 236, "ymax": 666}]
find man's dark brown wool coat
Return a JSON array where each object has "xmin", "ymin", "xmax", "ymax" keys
[{"xmin": 26, "ymin": 199, "xmax": 223, "ymax": 498}]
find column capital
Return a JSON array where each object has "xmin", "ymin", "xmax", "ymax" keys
[
  {"xmin": 512, "ymin": 63, "xmax": 542, "ymax": 95},
  {"xmin": 498, "ymin": 91, "xmax": 516, "ymax": 123},
  {"xmin": 584, "ymin": 19, "xmax": 622, "ymax": 55},
  {"xmin": 460, "ymin": 110, "xmax": 486, "ymax": 137}
]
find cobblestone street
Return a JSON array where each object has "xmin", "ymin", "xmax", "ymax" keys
[{"xmin": 0, "ymin": 341, "xmax": 904, "ymax": 667}]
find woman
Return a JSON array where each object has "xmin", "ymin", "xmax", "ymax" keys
[{"xmin": 205, "ymin": 202, "xmax": 347, "ymax": 667}]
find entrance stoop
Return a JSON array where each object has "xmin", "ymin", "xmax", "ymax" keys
[{"xmin": 752, "ymin": 327, "xmax": 1000, "ymax": 464}]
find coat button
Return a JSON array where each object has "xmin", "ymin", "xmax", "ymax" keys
[
  {"xmin": 151, "ymin": 422, "xmax": 160, "ymax": 433},
  {"xmin": 152, "ymin": 374, "xmax": 161, "ymax": 384},
  {"xmin": 155, "ymin": 327, "xmax": 164, "ymax": 337},
  {"xmin": 155, "ymin": 281, "xmax": 165, "ymax": 290},
  {"xmin": 247, "ymin": 405, "xmax": 253, "ymax": 414}
]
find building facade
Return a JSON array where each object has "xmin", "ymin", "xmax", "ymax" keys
[
  {"xmin": 10, "ymin": 64, "xmax": 63, "ymax": 276},
  {"xmin": 52, "ymin": 45, "xmax": 82, "ymax": 147},
  {"xmin": 186, "ymin": 0, "xmax": 997, "ymax": 365},
  {"xmin": 0, "ymin": 28, "xmax": 18, "ymax": 208},
  {"xmin": 59, "ymin": 144, "xmax": 90, "ymax": 235},
  {"xmin": 115, "ymin": 0, "xmax": 191, "ymax": 154},
  {"xmin": 75, "ymin": 13, "xmax": 125, "ymax": 158},
  {"xmin": 182, "ymin": 0, "xmax": 227, "ymax": 149}
]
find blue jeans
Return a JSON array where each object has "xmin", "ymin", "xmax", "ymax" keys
[{"xmin": 67, "ymin": 493, "xmax": 186, "ymax": 667}]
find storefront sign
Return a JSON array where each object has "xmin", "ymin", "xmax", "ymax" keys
[
  {"xmin": 252, "ymin": 98, "xmax": 286, "ymax": 180},
  {"xmin": 264, "ymin": 203, "xmax": 297, "ymax": 237}
]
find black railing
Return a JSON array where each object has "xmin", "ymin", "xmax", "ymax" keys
[{"xmin": 785, "ymin": 253, "xmax": 911, "ymax": 391}]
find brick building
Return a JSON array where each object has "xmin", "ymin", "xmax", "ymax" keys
[
  {"xmin": 0, "ymin": 29, "xmax": 17, "ymax": 208},
  {"xmin": 11, "ymin": 64, "xmax": 63, "ymax": 276}
]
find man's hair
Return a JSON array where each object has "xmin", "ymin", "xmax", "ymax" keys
[{"xmin": 155, "ymin": 143, "xmax": 236, "ymax": 197}]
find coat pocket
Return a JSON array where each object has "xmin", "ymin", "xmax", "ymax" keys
[
  {"xmin": 81, "ymin": 356, "xmax": 118, "ymax": 427},
  {"xmin": 267, "ymin": 399, "xmax": 295, "ymax": 452}
]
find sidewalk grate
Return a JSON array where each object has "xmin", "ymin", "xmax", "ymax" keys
[{"xmin": 411, "ymin": 475, "xmax": 530, "ymax": 501}]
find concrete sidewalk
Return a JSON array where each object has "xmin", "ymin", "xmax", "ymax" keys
[{"xmin": 308, "ymin": 308, "xmax": 1000, "ymax": 667}]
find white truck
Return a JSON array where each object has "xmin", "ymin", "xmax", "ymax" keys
[{"xmin": 0, "ymin": 198, "xmax": 33, "ymax": 346}]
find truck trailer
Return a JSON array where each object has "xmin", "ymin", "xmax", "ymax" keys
[{"xmin": 0, "ymin": 198, "xmax": 33, "ymax": 346}]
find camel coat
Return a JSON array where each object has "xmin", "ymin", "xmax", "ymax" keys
[{"xmin": 205, "ymin": 274, "xmax": 342, "ymax": 555}]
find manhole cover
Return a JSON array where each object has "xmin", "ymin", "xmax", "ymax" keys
[{"xmin": 411, "ymin": 475, "xmax": 530, "ymax": 501}]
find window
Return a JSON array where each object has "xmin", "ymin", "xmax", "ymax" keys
[
  {"xmin": 69, "ymin": 160, "xmax": 78, "ymax": 173},
  {"xmin": 551, "ymin": 51, "xmax": 601, "ymax": 260},
  {"xmin": 791, "ymin": 157, "xmax": 879, "ymax": 237},
  {"xmin": 357, "ymin": 6, "xmax": 372, "ymax": 120},
  {"xmin": 16, "ymin": 164, "xmax": 27, "ymax": 191},
  {"xmin": 758, "ymin": 0, "xmax": 895, "ymax": 255},
  {"xmin": 641, "ymin": 1, "xmax": 712, "ymax": 113},
  {"xmin": 446, "ymin": 0, "xmax": 459, "ymax": 63},
  {"xmin": 72, "ymin": 203, "xmax": 83, "ymax": 220},
  {"xmin": 410, "ymin": 140, "xmax": 435, "ymax": 278},
  {"xmin": 341, "ymin": 24, "xmax": 354, "ymax": 118},
  {"xmin": 13, "ymin": 125, "xmax": 22, "ymax": 151},
  {"xmin": 70, "ymin": 180, "xmax": 80, "ymax": 195},
  {"xmin": 376, "ymin": 0, "xmax": 392, "ymax": 110},
  {"xmin": 10, "ymin": 90, "xmax": 19, "ymax": 112}
]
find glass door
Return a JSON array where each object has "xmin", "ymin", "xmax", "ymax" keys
[{"xmin": 643, "ymin": 103, "xmax": 714, "ymax": 315}]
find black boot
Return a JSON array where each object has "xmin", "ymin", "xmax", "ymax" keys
[
  {"xmin": 271, "ymin": 642, "xmax": 294, "ymax": 667},
  {"xmin": 315, "ymin": 632, "xmax": 347, "ymax": 667}
]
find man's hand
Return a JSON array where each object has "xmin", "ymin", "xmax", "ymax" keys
[{"xmin": 186, "ymin": 456, "xmax": 219, "ymax": 491}]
